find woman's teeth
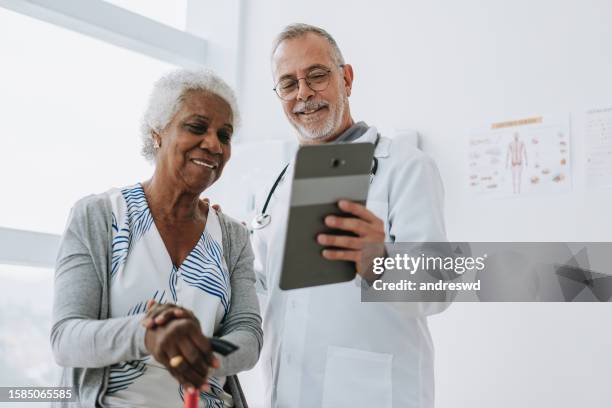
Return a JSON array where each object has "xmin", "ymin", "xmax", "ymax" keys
[{"xmin": 192, "ymin": 159, "xmax": 216, "ymax": 169}]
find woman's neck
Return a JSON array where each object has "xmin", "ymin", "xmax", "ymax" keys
[{"xmin": 142, "ymin": 174, "xmax": 205, "ymax": 223}]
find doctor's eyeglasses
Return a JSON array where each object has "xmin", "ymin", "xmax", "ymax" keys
[{"xmin": 273, "ymin": 65, "xmax": 344, "ymax": 100}]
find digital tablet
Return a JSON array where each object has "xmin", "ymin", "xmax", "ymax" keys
[{"xmin": 279, "ymin": 142, "xmax": 375, "ymax": 290}]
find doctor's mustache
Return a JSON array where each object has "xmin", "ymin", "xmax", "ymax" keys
[{"xmin": 292, "ymin": 100, "xmax": 329, "ymax": 114}]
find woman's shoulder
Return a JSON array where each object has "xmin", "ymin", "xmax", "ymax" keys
[
  {"xmin": 69, "ymin": 184, "xmax": 140, "ymax": 222},
  {"xmin": 107, "ymin": 183, "xmax": 142, "ymax": 204},
  {"xmin": 71, "ymin": 192, "xmax": 112, "ymax": 216},
  {"xmin": 63, "ymin": 192, "xmax": 113, "ymax": 241},
  {"xmin": 216, "ymin": 211, "xmax": 249, "ymax": 242}
]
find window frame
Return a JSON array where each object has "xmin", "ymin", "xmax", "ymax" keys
[
  {"xmin": 0, "ymin": 0, "xmax": 207, "ymax": 68},
  {"xmin": 0, "ymin": 0, "xmax": 214, "ymax": 266}
]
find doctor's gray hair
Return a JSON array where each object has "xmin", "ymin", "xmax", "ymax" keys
[
  {"xmin": 140, "ymin": 68, "xmax": 240, "ymax": 163},
  {"xmin": 271, "ymin": 23, "xmax": 345, "ymax": 65}
]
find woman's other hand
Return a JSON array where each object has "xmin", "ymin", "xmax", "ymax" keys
[{"xmin": 142, "ymin": 300, "xmax": 193, "ymax": 329}]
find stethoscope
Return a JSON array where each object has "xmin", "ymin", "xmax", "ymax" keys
[{"xmin": 251, "ymin": 134, "xmax": 380, "ymax": 230}]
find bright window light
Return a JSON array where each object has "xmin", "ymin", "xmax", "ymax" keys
[
  {"xmin": 0, "ymin": 8, "xmax": 176, "ymax": 234},
  {"xmin": 103, "ymin": 0, "xmax": 187, "ymax": 30},
  {"xmin": 0, "ymin": 264, "xmax": 58, "ymax": 388}
]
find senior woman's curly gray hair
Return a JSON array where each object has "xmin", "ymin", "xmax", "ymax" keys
[{"xmin": 140, "ymin": 69, "xmax": 241, "ymax": 163}]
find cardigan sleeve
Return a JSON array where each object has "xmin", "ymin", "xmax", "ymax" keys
[
  {"xmin": 213, "ymin": 215, "xmax": 263, "ymax": 377},
  {"xmin": 50, "ymin": 196, "xmax": 149, "ymax": 368}
]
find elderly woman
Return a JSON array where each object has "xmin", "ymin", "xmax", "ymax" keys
[{"xmin": 51, "ymin": 69, "xmax": 262, "ymax": 407}]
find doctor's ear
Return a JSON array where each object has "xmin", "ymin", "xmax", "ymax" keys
[{"xmin": 341, "ymin": 64, "xmax": 354, "ymax": 97}]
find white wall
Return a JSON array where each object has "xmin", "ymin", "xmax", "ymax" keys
[{"xmin": 211, "ymin": 1, "xmax": 612, "ymax": 407}]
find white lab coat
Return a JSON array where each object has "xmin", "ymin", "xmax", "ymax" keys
[{"xmin": 251, "ymin": 126, "xmax": 448, "ymax": 408}]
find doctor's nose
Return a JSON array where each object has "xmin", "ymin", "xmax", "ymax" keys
[{"xmin": 296, "ymin": 78, "xmax": 315, "ymax": 101}]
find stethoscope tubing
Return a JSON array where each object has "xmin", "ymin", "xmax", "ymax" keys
[{"xmin": 251, "ymin": 134, "xmax": 380, "ymax": 230}]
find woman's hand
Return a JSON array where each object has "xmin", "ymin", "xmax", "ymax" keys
[
  {"xmin": 142, "ymin": 301, "xmax": 219, "ymax": 390},
  {"xmin": 142, "ymin": 300, "xmax": 193, "ymax": 329}
]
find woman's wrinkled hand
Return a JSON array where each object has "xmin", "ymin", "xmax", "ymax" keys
[
  {"xmin": 142, "ymin": 300, "xmax": 193, "ymax": 329},
  {"xmin": 142, "ymin": 300, "xmax": 219, "ymax": 390}
]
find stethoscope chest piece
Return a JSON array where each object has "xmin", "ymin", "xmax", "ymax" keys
[{"xmin": 251, "ymin": 213, "xmax": 272, "ymax": 230}]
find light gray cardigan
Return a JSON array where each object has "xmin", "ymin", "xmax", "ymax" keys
[{"xmin": 51, "ymin": 192, "xmax": 263, "ymax": 407}]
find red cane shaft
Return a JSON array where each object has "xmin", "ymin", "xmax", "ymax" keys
[{"xmin": 184, "ymin": 388, "xmax": 199, "ymax": 408}]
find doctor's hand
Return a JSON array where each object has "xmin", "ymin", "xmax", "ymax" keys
[
  {"xmin": 317, "ymin": 200, "xmax": 386, "ymax": 284},
  {"xmin": 201, "ymin": 198, "xmax": 247, "ymax": 226},
  {"xmin": 201, "ymin": 198, "xmax": 222, "ymax": 212}
]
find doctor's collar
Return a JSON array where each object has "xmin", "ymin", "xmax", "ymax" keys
[
  {"xmin": 356, "ymin": 127, "xmax": 390, "ymax": 158},
  {"xmin": 332, "ymin": 121, "xmax": 370, "ymax": 144}
]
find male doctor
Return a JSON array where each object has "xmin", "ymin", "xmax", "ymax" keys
[{"xmin": 252, "ymin": 24, "xmax": 448, "ymax": 408}]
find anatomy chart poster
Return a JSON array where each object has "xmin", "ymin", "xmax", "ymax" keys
[{"xmin": 467, "ymin": 114, "xmax": 571, "ymax": 197}]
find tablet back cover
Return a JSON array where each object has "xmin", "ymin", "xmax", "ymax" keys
[{"xmin": 279, "ymin": 142, "xmax": 375, "ymax": 290}]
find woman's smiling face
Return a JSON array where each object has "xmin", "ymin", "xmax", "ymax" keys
[{"xmin": 155, "ymin": 90, "xmax": 233, "ymax": 194}]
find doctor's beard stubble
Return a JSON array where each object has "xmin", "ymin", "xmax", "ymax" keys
[{"xmin": 289, "ymin": 81, "xmax": 348, "ymax": 142}]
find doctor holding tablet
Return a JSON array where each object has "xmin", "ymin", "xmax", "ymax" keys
[{"xmin": 252, "ymin": 24, "xmax": 448, "ymax": 408}]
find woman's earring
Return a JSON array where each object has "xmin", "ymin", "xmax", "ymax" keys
[{"xmin": 153, "ymin": 138, "xmax": 160, "ymax": 149}]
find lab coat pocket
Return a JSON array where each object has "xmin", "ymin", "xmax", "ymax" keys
[
  {"xmin": 366, "ymin": 199, "xmax": 389, "ymax": 238},
  {"xmin": 321, "ymin": 346, "xmax": 393, "ymax": 408}
]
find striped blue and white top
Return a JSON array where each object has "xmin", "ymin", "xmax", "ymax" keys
[{"xmin": 102, "ymin": 184, "xmax": 231, "ymax": 408}]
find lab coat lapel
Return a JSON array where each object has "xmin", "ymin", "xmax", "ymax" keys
[{"xmin": 352, "ymin": 126, "xmax": 390, "ymax": 158}]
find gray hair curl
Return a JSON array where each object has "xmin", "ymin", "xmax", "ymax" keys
[{"xmin": 140, "ymin": 69, "xmax": 240, "ymax": 163}]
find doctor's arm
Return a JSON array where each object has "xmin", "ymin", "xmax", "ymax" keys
[
  {"xmin": 319, "ymin": 148, "xmax": 452, "ymax": 316},
  {"xmin": 383, "ymin": 149, "xmax": 452, "ymax": 316}
]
